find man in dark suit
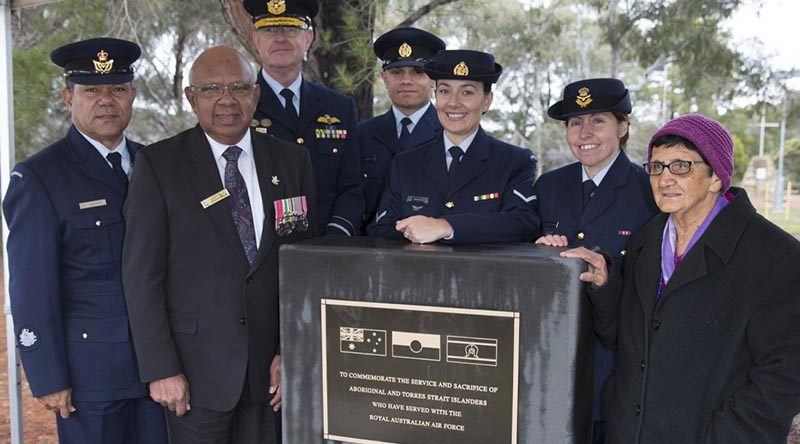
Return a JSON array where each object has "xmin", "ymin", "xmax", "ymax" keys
[
  {"xmin": 245, "ymin": 0, "xmax": 363, "ymax": 236},
  {"xmin": 358, "ymin": 27, "xmax": 445, "ymax": 232},
  {"xmin": 3, "ymin": 38, "xmax": 167, "ymax": 443},
  {"xmin": 122, "ymin": 45, "xmax": 317, "ymax": 443}
]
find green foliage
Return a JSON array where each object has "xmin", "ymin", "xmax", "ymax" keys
[
  {"xmin": 731, "ymin": 134, "xmax": 749, "ymax": 185},
  {"xmin": 782, "ymin": 139, "xmax": 800, "ymax": 186}
]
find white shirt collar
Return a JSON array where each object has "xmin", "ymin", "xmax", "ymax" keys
[
  {"xmin": 391, "ymin": 102, "xmax": 432, "ymax": 134},
  {"xmin": 204, "ymin": 131, "xmax": 254, "ymax": 162},
  {"xmin": 582, "ymin": 150, "xmax": 621, "ymax": 186},
  {"xmin": 261, "ymin": 69, "xmax": 302, "ymax": 103},
  {"xmin": 76, "ymin": 128, "xmax": 130, "ymax": 167},
  {"xmin": 443, "ymin": 128, "xmax": 479, "ymax": 154}
]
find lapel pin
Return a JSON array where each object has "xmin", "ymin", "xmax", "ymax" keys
[{"xmin": 272, "ymin": 176, "xmax": 280, "ymax": 186}]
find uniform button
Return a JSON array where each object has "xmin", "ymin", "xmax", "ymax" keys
[
  {"xmin": 296, "ymin": 137, "xmax": 304, "ymax": 144},
  {"xmin": 635, "ymin": 404, "xmax": 641, "ymax": 416},
  {"xmin": 576, "ymin": 232, "xmax": 585, "ymax": 240},
  {"xmin": 246, "ymin": 276, "xmax": 254, "ymax": 284},
  {"xmin": 81, "ymin": 332, "xmax": 88, "ymax": 340},
  {"xmin": 363, "ymin": 173, "xmax": 368, "ymax": 178},
  {"xmin": 620, "ymin": 249, "xmax": 627, "ymax": 257},
  {"xmin": 240, "ymin": 317, "xmax": 247, "ymax": 326},
  {"xmin": 652, "ymin": 320, "xmax": 661, "ymax": 331},
  {"xmin": 95, "ymin": 220, "xmax": 102, "ymax": 227},
  {"xmin": 640, "ymin": 360, "xmax": 645, "ymax": 371},
  {"xmin": 332, "ymin": 147, "xmax": 338, "ymax": 154}
]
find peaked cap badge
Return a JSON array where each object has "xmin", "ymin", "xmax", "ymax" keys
[
  {"xmin": 399, "ymin": 42, "xmax": 413, "ymax": 58},
  {"xmin": 575, "ymin": 86, "xmax": 593, "ymax": 108},
  {"xmin": 267, "ymin": 0, "xmax": 286, "ymax": 15},
  {"xmin": 93, "ymin": 49, "xmax": 114, "ymax": 74},
  {"xmin": 453, "ymin": 61, "xmax": 469, "ymax": 76}
]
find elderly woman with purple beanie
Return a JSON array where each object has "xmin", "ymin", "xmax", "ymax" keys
[{"xmin": 563, "ymin": 114, "xmax": 800, "ymax": 443}]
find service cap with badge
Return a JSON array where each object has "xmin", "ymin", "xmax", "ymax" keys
[
  {"xmin": 547, "ymin": 78, "xmax": 631, "ymax": 121},
  {"xmin": 244, "ymin": 0, "xmax": 319, "ymax": 29},
  {"xmin": 50, "ymin": 37, "xmax": 141, "ymax": 85},
  {"xmin": 373, "ymin": 27, "xmax": 446, "ymax": 69},
  {"xmin": 423, "ymin": 49, "xmax": 503, "ymax": 84}
]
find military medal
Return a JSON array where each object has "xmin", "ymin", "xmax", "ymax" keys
[
  {"xmin": 473, "ymin": 192, "xmax": 500, "ymax": 202},
  {"xmin": 274, "ymin": 195, "xmax": 309, "ymax": 236}
]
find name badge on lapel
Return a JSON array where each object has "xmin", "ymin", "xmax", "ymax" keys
[
  {"xmin": 200, "ymin": 189, "xmax": 230, "ymax": 209},
  {"xmin": 274, "ymin": 195, "xmax": 309, "ymax": 236},
  {"xmin": 79, "ymin": 199, "xmax": 107, "ymax": 210}
]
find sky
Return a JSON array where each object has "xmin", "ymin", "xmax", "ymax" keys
[{"xmin": 726, "ymin": 0, "xmax": 800, "ymax": 88}]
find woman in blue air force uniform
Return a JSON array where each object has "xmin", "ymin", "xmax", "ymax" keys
[
  {"xmin": 532, "ymin": 78, "xmax": 658, "ymax": 443},
  {"xmin": 367, "ymin": 49, "xmax": 538, "ymax": 244}
]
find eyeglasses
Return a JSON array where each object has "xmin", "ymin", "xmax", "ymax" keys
[
  {"xmin": 257, "ymin": 26, "xmax": 307, "ymax": 37},
  {"xmin": 643, "ymin": 160, "xmax": 706, "ymax": 176},
  {"xmin": 190, "ymin": 82, "xmax": 255, "ymax": 99}
]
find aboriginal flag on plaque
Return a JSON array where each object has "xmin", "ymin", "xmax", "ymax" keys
[
  {"xmin": 391, "ymin": 331, "xmax": 441, "ymax": 361},
  {"xmin": 340, "ymin": 327, "xmax": 387, "ymax": 356}
]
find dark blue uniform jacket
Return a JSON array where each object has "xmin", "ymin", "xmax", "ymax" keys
[
  {"xmin": 533, "ymin": 150, "xmax": 658, "ymax": 419},
  {"xmin": 358, "ymin": 104, "xmax": 441, "ymax": 231},
  {"xmin": 3, "ymin": 126, "xmax": 147, "ymax": 402},
  {"xmin": 367, "ymin": 128, "xmax": 539, "ymax": 244},
  {"xmin": 254, "ymin": 75, "xmax": 363, "ymax": 235}
]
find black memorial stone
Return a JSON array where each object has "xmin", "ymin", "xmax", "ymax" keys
[{"xmin": 279, "ymin": 237, "xmax": 593, "ymax": 443}]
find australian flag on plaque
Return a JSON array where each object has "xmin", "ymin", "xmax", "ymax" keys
[{"xmin": 340, "ymin": 327, "xmax": 387, "ymax": 356}]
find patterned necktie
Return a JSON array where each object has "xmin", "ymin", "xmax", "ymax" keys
[
  {"xmin": 448, "ymin": 146, "xmax": 464, "ymax": 179},
  {"xmin": 280, "ymin": 88, "xmax": 299, "ymax": 129},
  {"xmin": 222, "ymin": 146, "xmax": 257, "ymax": 264},
  {"xmin": 582, "ymin": 179, "xmax": 597, "ymax": 209},
  {"xmin": 106, "ymin": 152, "xmax": 128, "ymax": 191},
  {"xmin": 398, "ymin": 117, "xmax": 412, "ymax": 150}
]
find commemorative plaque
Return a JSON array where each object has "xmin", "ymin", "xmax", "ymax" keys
[
  {"xmin": 321, "ymin": 300, "xmax": 519, "ymax": 443},
  {"xmin": 279, "ymin": 237, "xmax": 593, "ymax": 444}
]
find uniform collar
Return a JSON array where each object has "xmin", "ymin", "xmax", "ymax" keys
[
  {"xmin": 582, "ymin": 150, "xmax": 621, "ymax": 186},
  {"xmin": 76, "ymin": 128, "xmax": 130, "ymax": 166},
  {"xmin": 391, "ymin": 102, "xmax": 432, "ymax": 132},
  {"xmin": 260, "ymin": 69, "xmax": 302, "ymax": 100},
  {"xmin": 443, "ymin": 128, "xmax": 479, "ymax": 154}
]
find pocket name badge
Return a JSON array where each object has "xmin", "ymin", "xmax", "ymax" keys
[
  {"xmin": 79, "ymin": 199, "xmax": 107, "ymax": 209},
  {"xmin": 201, "ymin": 189, "xmax": 230, "ymax": 209},
  {"xmin": 274, "ymin": 195, "xmax": 309, "ymax": 236}
]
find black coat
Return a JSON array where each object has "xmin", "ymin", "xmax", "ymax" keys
[
  {"xmin": 590, "ymin": 188, "xmax": 800, "ymax": 443},
  {"xmin": 122, "ymin": 126, "xmax": 318, "ymax": 411}
]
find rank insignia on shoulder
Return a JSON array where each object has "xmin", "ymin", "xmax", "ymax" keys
[
  {"xmin": 473, "ymin": 192, "xmax": 500, "ymax": 202},
  {"xmin": 316, "ymin": 114, "xmax": 341, "ymax": 125},
  {"xmin": 618, "ymin": 229, "xmax": 632, "ymax": 236},
  {"xmin": 10, "ymin": 171, "xmax": 23, "ymax": 179},
  {"xmin": 274, "ymin": 195, "xmax": 309, "ymax": 236},
  {"xmin": 18, "ymin": 328, "xmax": 38, "ymax": 348},
  {"xmin": 513, "ymin": 189, "xmax": 537, "ymax": 203}
]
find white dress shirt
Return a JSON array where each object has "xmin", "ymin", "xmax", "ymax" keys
[
  {"xmin": 78, "ymin": 129, "xmax": 132, "ymax": 176},
  {"xmin": 392, "ymin": 102, "xmax": 432, "ymax": 137},
  {"xmin": 261, "ymin": 69, "xmax": 302, "ymax": 115},
  {"xmin": 204, "ymin": 132, "xmax": 265, "ymax": 248}
]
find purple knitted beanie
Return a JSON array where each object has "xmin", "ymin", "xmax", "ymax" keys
[{"xmin": 648, "ymin": 114, "xmax": 734, "ymax": 192}]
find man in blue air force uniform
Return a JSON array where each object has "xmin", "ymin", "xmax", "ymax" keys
[
  {"xmin": 245, "ymin": 0, "xmax": 364, "ymax": 236},
  {"xmin": 358, "ymin": 27, "xmax": 445, "ymax": 232},
  {"xmin": 2, "ymin": 38, "xmax": 167, "ymax": 444}
]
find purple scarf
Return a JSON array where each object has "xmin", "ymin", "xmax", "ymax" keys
[{"xmin": 659, "ymin": 194, "xmax": 731, "ymax": 297}]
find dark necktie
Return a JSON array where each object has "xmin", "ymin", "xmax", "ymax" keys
[
  {"xmin": 398, "ymin": 117, "xmax": 412, "ymax": 150},
  {"xmin": 106, "ymin": 152, "xmax": 128, "ymax": 191},
  {"xmin": 222, "ymin": 146, "xmax": 257, "ymax": 264},
  {"xmin": 448, "ymin": 146, "xmax": 464, "ymax": 179},
  {"xmin": 280, "ymin": 88, "xmax": 299, "ymax": 129},
  {"xmin": 582, "ymin": 179, "xmax": 597, "ymax": 209}
]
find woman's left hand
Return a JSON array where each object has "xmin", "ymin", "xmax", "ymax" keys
[{"xmin": 560, "ymin": 247, "xmax": 609, "ymax": 287}]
